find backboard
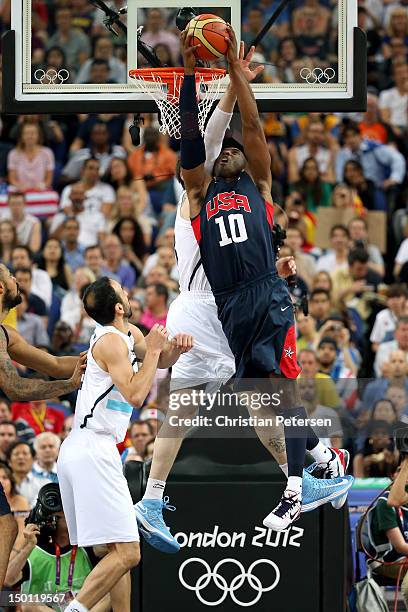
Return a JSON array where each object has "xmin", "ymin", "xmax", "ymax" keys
[{"xmin": 2, "ymin": 0, "xmax": 366, "ymax": 115}]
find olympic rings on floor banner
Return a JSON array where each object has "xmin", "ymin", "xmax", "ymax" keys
[{"xmin": 179, "ymin": 557, "xmax": 280, "ymax": 607}]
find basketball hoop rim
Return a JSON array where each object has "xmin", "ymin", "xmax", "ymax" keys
[{"xmin": 129, "ymin": 66, "xmax": 226, "ymax": 84}]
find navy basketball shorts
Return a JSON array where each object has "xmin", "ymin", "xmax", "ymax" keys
[
  {"xmin": 0, "ymin": 481, "xmax": 11, "ymax": 516},
  {"xmin": 215, "ymin": 272, "xmax": 301, "ymax": 381}
]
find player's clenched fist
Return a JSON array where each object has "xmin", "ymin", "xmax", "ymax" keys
[
  {"xmin": 172, "ymin": 333, "xmax": 194, "ymax": 354},
  {"xmin": 145, "ymin": 324, "xmax": 169, "ymax": 352}
]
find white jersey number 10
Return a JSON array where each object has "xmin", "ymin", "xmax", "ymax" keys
[{"xmin": 215, "ymin": 214, "xmax": 248, "ymax": 247}]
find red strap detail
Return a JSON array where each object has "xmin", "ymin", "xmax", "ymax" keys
[
  {"xmin": 265, "ymin": 200, "xmax": 274, "ymax": 228},
  {"xmin": 279, "ymin": 325, "xmax": 302, "ymax": 379},
  {"xmin": 191, "ymin": 216, "xmax": 201, "ymax": 244}
]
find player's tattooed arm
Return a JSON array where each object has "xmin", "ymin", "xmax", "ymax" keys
[
  {"xmin": 268, "ymin": 436, "xmax": 287, "ymax": 455},
  {"xmin": 0, "ymin": 333, "xmax": 85, "ymax": 401},
  {"xmin": 6, "ymin": 325, "xmax": 79, "ymax": 378}
]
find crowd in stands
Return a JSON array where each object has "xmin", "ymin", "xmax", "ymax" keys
[{"xmin": 0, "ymin": 0, "xmax": 406, "ymax": 528}]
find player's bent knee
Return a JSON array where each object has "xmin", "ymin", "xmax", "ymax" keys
[{"xmin": 116, "ymin": 542, "xmax": 141, "ymax": 570}]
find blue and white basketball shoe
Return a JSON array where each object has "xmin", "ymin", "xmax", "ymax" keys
[
  {"xmin": 263, "ymin": 472, "xmax": 354, "ymax": 531},
  {"xmin": 306, "ymin": 448, "xmax": 351, "ymax": 509},
  {"xmin": 134, "ymin": 496, "xmax": 180, "ymax": 554}
]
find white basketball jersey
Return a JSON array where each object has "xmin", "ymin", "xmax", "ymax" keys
[
  {"xmin": 175, "ymin": 193, "xmax": 211, "ymax": 293},
  {"xmin": 73, "ymin": 325, "xmax": 138, "ymax": 443}
]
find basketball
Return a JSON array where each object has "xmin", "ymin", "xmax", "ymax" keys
[{"xmin": 187, "ymin": 14, "xmax": 229, "ymax": 61}]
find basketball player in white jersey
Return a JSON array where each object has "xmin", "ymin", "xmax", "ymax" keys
[
  {"xmin": 135, "ymin": 44, "xmax": 352, "ymax": 552},
  {"xmin": 58, "ymin": 277, "xmax": 193, "ymax": 612}
]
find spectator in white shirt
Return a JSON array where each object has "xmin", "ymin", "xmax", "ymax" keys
[
  {"xmin": 11, "ymin": 246, "xmax": 52, "ymax": 309},
  {"xmin": 3, "ymin": 192, "xmax": 41, "ymax": 253},
  {"xmin": 32, "ymin": 433, "xmax": 60, "ymax": 483},
  {"xmin": 287, "ymin": 120, "xmax": 335, "ymax": 183},
  {"xmin": 50, "ymin": 182, "xmax": 107, "ymax": 248},
  {"xmin": 60, "ymin": 267, "xmax": 95, "ymax": 339},
  {"xmin": 316, "ymin": 224, "xmax": 350, "ymax": 273},
  {"xmin": 60, "ymin": 158, "xmax": 116, "ymax": 219},
  {"xmin": 375, "ymin": 317, "xmax": 408, "ymax": 377},
  {"xmin": 371, "ymin": 284, "xmax": 408, "ymax": 350},
  {"xmin": 379, "ymin": 61, "xmax": 408, "ymax": 132}
]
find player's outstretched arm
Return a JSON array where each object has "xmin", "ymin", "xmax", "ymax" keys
[
  {"xmin": 94, "ymin": 325, "xmax": 168, "ymax": 407},
  {"xmin": 204, "ymin": 44, "xmax": 264, "ymax": 175},
  {"xmin": 0, "ymin": 332, "xmax": 84, "ymax": 401},
  {"xmin": 5, "ymin": 325, "xmax": 79, "ymax": 379},
  {"xmin": 225, "ymin": 27, "xmax": 272, "ymax": 201},
  {"xmin": 179, "ymin": 30, "xmax": 212, "ymax": 218}
]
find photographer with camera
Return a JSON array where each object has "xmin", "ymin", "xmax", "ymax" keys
[
  {"xmin": 4, "ymin": 483, "xmax": 129, "ymax": 612},
  {"xmin": 359, "ymin": 432, "xmax": 408, "ymax": 609}
]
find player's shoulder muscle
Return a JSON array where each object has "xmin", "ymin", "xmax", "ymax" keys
[{"xmin": 93, "ymin": 332, "xmax": 128, "ymax": 364}]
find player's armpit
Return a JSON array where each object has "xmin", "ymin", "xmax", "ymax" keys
[{"xmin": 185, "ymin": 179, "xmax": 211, "ymax": 219}]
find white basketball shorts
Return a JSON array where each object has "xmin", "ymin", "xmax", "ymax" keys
[
  {"xmin": 57, "ymin": 428, "xmax": 139, "ymax": 547},
  {"xmin": 166, "ymin": 291, "xmax": 235, "ymax": 391}
]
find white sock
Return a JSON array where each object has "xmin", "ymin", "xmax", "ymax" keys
[
  {"xmin": 65, "ymin": 600, "xmax": 88, "ymax": 612},
  {"xmin": 279, "ymin": 463, "xmax": 288, "ymax": 477},
  {"xmin": 286, "ymin": 476, "xmax": 302, "ymax": 495},
  {"xmin": 309, "ymin": 442, "xmax": 332, "ymax": 464},
  {"xmin": 143, "ymin": 478, "xmax": 166, "ymax": 501}
]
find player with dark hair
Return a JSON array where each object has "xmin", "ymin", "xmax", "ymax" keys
[
  {"xmin": 57, "ymin": 276, "xmax": 193, "ymax": 612},
  {"xmin": 178, "ymin": 27, "xmax": 351, "ymax": 531}
]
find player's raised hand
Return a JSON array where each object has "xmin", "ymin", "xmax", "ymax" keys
[
  {"xmin": 172, "ymin": 333, "xmax": 194, "ymax": 354},
  {"xmin": 145, "ymin": 324, "xmax": 169, "ymax": 353},
  {"xmin": 180, "ymin": 29, "xmax": 199, "ymax": 74},
  {"xmin": 239, "ymin": 42, "xmax": 264, "ymax": 82},
  {"xmin": 276, "ymin": 256, "xmax": 296, "ymax": 279},
  {"xmin": 225, "ymin": 24, "xmax": 238, "ymax": 65}
]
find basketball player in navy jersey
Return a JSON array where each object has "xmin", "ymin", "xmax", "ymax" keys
[{"xmin": 179, "ymin": 27, "xmax": 350, "ymax": 530}]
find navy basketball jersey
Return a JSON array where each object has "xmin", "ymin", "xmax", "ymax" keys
[{"xmin": 191, "ymin": 172, "xmax": 276, "ymax": 295}]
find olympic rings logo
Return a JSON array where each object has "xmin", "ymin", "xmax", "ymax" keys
[
  {"xmin": 34, "ymin": 69, "xmax": 70, "ymax": 84},
  {"xmin": 179, "ymin": 558, "xmax": 280, "ymax": 607},
  {"xmin": 299, "ymin": 67, "xmax": 336, "ymax": 84}
]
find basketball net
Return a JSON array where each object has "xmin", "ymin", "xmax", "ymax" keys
[{"xmin": 129, "ymin": 67, "xmax": 226, "ymax": 139}]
